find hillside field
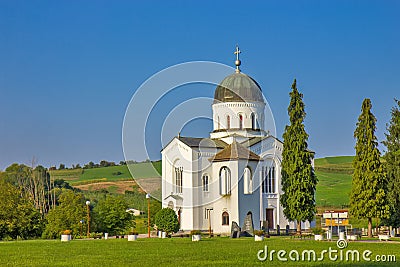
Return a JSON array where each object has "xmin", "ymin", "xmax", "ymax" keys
[
  {"xmin": 49, "ymin": 161, "xmax": 161, "ymax": 186},
  {"xmin": 314, "ymin": 156, "xmax": 354, "ymax": 208}
]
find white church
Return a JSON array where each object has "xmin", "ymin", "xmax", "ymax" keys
[{"xmin": 161, "ymin": 47, "xmax": 302, "ymax": 234}]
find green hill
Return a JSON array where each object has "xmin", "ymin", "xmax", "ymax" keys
[
  {"xmin": 315, "ymin": 156, "xmax": 354, "ymax": 208},
  {"xmin": 49, "ymin": 161, "xmax": 162, "ymax": 186}
]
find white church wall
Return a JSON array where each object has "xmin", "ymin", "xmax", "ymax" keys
[
  {"xmin": 210, "ymin": 160, "xmax": 240, "ymax": 234},
  {"xmin": 191, "ymin": 147, "xmax": 216, "ymax": 230},
  {"xmin": 161, "ymin": 138, "xmax": 196, "ymax": 230},
  {"xmin": 237, "ymin": 160, "xmax": 262, "ymax": 230}
]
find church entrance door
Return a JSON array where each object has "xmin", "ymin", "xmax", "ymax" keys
[{"xmin": 266, "ymin": 209, "xmax": 274, "ymax": 229}]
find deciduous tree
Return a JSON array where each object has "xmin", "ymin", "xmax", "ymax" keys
[
  {"xmin": 93, "ymin": 195, "xmax": 132, "ymax": 235},
  {"xmin": 0, "ymin": 180, "xmax": 42, "ymax": 240},
  {"xmin": 42, "ymin": 189, "xmax": 86, "ymax": 239}
]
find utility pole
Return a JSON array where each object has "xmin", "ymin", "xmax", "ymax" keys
[
  {"xmin": 146, "ymin": 194, "xmax": 151, "ymax": 238},
  {"xmin": 86, "ymin": 201, "xmax": 91, "ymax": 238}
]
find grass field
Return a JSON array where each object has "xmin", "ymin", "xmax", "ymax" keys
[
  {"xmin": 315, "ymin": 171, "xmax": 352, "ymax": 208},
  {"xmin": 315, "ymin": 156, "xmax": 354, "ymax": 174},
  {"xmin": 1, "ymin": 237, "xmax": 399, "ymax": 266},
  {"xmin": 314, "ymin": 156, "xmax": 354, "ymax": 208},
  {"xmin": 48, "ymin": 161, "xmax": 162, "ymax": 186}
]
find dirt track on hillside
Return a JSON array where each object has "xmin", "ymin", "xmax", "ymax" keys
[
  {"xmin": 74, "ymin": 181, "xmax": 139, "ymax": 194},
  {"xmin": 73, "ymin": 177, "xmax": 161, "ymax": 194}
]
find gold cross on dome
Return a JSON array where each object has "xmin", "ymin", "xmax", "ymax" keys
[{"xmin": 234, "ymin": 45, "xmax": 241, "ymax": 61}]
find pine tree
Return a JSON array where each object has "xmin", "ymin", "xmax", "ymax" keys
[
  {"xmin": 382, "ymin": 99, "xmax": 400, "ymax": 227},
  {"xmin": 350, "ymin": 99, "xmax": 390, "ymax": 237},
  {"xmin": 281, "ymin": 79, "xmax": 317, "ymax": 234}
]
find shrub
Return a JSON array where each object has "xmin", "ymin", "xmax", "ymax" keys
[
  {"xmin": 128, "ymin": 230, "xmax": 138, "ymax": 235},
  {"xmin": 90, "ymin": 232, "xmax": 103, "ymax": 239},
  {"xmin": 253, "ymin": 230, "xmax": 265, "ymax": 236},
  {"xmin": 190, "ymin": 230, "xmax": 201, "ymax": 236},
  {"xmin": 61, "ymin": 230, "xmax": 72, "ymax": 235},
  {"xmin": 312, "ymin": 228, "xmax": 325, "ymax": 235},
  {"xmin": 154, "ymin": 208, "xmax": 179, "ymax": 234}
]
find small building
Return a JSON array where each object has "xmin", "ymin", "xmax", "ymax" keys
[
  {"xmin": 322, "ymin": 210, "xmax": 350, "ymax": 234},
  {"xmin": 126, "ymin": 208, "xmax": 144, "ymax": 216}
]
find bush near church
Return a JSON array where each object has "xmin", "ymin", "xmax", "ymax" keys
[{"xmin": 154, "ymin": 208, "xmax": 179, "ymax": 235}]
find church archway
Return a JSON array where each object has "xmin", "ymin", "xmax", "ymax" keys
[
  {"xmin": 243, "ymin": 166, "xmax": 252, "ymax": 194},
  {"xmin": 222, "ymin": 211, "xmax": 229, "ymax": 225},
  {"xmin": 251, "ymin": 113, "xmax": 256, "ymax": 130},
  {"xmin": 239, "ymin": 114, "xmax": 243, "ymax": 129},
  {"xmin": 219, "ymin": 167, "xmax": 231, "ymax": 195}
]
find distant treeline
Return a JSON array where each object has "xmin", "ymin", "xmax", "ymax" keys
[{"xmin": 49, "ymin": 159, "xmax": 153, "ymax": 171}]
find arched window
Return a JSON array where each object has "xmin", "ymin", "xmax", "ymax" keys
[
  {"xmin": 174, "ymin": 166, "xmax": 183, "ymax": 193},
  {"xmin": 219, "ymin": 167, "xmax": 231, "ymax": 195},
  {"xmin": 243, "ymin": 167, "xmax": 252, "ymax": 194},
  {"xmin": 239, "ymin": 114, "xmax": 243, "ymax": 129},
  {"xmin": 202, "ymin": 174, "xmax": 209, "ymax": 192},
  {"xmin": 222, "ymin": 211, "xmax": 229, "ymax": 225},
  {"xmin": 226, "ymin": 115, "xmax": 230, "ymax": 129},
  {"xmin": 270, "ymin": 166, "xmax": 276, "ymax": 193},
  {"xmin": 262, "ymin": 165, "xmax": 276, "ymax": 193},
  {"xmin": 251, "ymin": 113, "xmax": 256, "ymax": 130}
]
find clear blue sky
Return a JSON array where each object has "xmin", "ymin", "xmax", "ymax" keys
[{"xmin": 1, "ymin": 0, "xmax": 399, "ymax": 170}]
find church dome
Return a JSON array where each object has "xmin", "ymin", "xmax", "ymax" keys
[{"xmin": 214, "ymin": 72, "xmax": 264, "ymax": 103}]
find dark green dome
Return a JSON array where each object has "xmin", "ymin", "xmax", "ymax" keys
[{"xmin": 214, "ymin": 72, "xmax": 264, "ymax": 103}]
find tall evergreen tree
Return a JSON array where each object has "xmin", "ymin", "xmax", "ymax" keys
[
  {"xmin": 350, "ymin": 99, "xmax": 390, "ymax": 237},
  {"xmin": 281, "ymin": 79, "xmax": 317, "ymax": 234},
  {"xmin": 382, "ymin": 99, "xmax": 400, "ymax": 227}
]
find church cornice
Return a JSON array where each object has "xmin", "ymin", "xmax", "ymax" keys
[{"xmin": 211, "ymin": 128, "xmax": 265, "ymax": 133}]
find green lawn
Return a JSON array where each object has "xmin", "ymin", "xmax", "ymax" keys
[{"xmin": 1, "ymin": 237, "xmax": 399, "ymax": 266}]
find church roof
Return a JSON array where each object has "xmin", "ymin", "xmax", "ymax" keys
[
  {"xmin": 163, "ymin": 194, "xmax": 183, "ymax": 201},
  {"xmin": 241, "ymin": 135, "xmax": 283, "ymax": 147},
  {"xmin": 214, "ymin": 72, "xmax": 264, "ymax": 103},
  {"xmin": 178, "ymin": 136, "xmax": 227, "ymax": 149},
  {"xmin": 211, "ymin": 140, "xmax": 262, "ymax": 162}
]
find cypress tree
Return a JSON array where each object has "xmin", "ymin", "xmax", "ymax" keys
[
  {"xmin": 350, "ymin": 99, "xmax": 389, "ymax": 237},
  {"xmin": 382, "ymin": 99, "xmax": 400, "ymax": 227},
  {"xmin": 281, "ymin": 79, "xmax": 317, "ymax": 234}
]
